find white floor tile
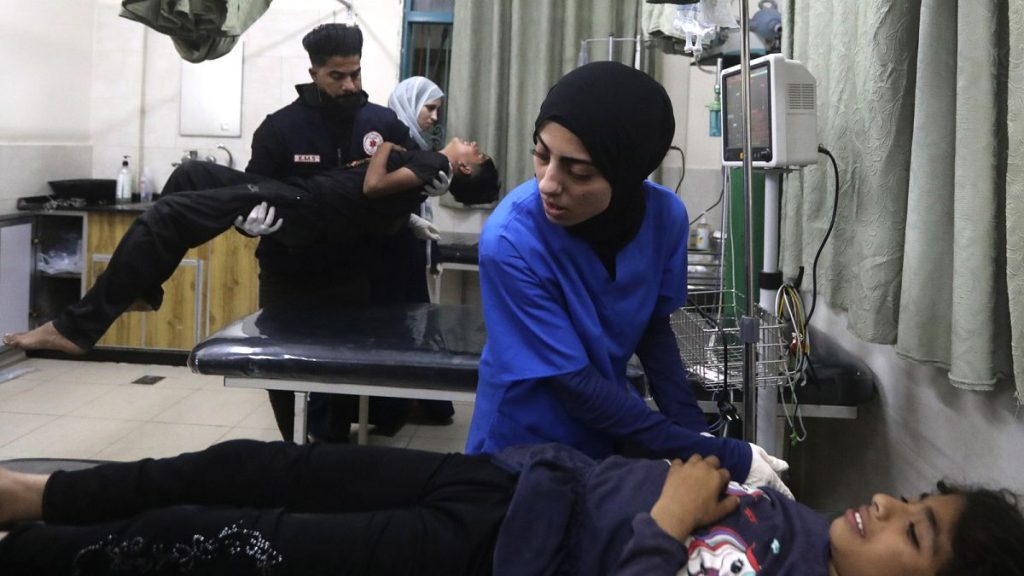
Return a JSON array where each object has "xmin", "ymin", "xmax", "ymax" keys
[
  {"xmin": 236, "ymin": 399, "xmax": 279, "ymax": 430},
  {"xmin": 71, "ymin": 385, "xmax": 193, "ymax": 421},
  {"xmin": 116, "ymin": 364, "xmax": 192, "ymax": 379},
  {"xmin": 0, "ymin": 359, "xmax": 480, "ymax": 462},
  {"xmin": 0, "ymin": 412, "xmax": 57, "ymax": 446},
  {"xmin": 152, "ymin": 387, "xmax": 268, "ymax": 427},
  {"xmin": 0, "ymin": 416, "xmax": 142, "ymax": 459},
  {"xmin": 155, "ymin": 372, "xmax": 224, "ymax": 390},
  {"xmin": 218, "ymin": 427, "xmax": 287, "ymax": 443},
  {"xmin": 0, "ymin": 380, "xmax": 115, "ymax": 416},
  {"xmin": 72, "ymin": 361, "xmax": 166, "ymax": 385},
  {"xmin": 13, "ymin": 358, "xmax": 82, "ymax": 380},
  {"xmin": 95, "ymin": 421, "xmax": 231, "ymax": 461},
  {"xmin": 0, "ymin": 377, "xmax": 41, "ymax": 402}
]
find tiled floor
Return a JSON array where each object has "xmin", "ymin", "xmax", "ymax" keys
[{"xmin": 0, "ymin": 357, "xmax": 472, "ymax": 462}]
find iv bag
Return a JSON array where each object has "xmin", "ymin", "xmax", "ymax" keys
[
  {"xmin": 673, "ymin": 5, "xmax": 706, "ymax": 56},
  {"xmin": 673, "ymin": 0, "xmax": 738, "ymax": 57},
  {"xmin": 700, "ymin": 0, "xmax": 739, "ymax": 29}
]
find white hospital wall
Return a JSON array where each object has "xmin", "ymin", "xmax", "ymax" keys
[
  {"xmin": 0, "ymin": 0, "xmax": 402, "ymax": 213},
  {"xmin": 654, "ymin": 50, "xmax": 726, "ymax": 232},
  {"xmin": 0, "ymin": 0, "xmax": 95, "ymax": 213},
  {"xmin": 789, "ymin": 305, "xmax": 1024, "ymax": 512},
  {"xmin": 91, "ymin": 0, "xmax": 403, "ymax": 192}
]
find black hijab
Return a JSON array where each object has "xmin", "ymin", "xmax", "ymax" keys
[{"xmin": 534, "ymin": 61, "xmax": 675, "ymax": 279}]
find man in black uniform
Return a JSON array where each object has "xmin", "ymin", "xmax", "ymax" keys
[
  {"xmin": 250, "ymin": 24, "xmax": 459, "ymax": 442},
  {"xmin": 163, "ymin": 24, "xmax": 449, "ymax": 441}
]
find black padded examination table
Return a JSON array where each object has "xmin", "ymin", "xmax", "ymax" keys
[
  {"xmin": 188, "ymin": 302, "xmax": 485, "ymax": 444},
  {"xmin": 189, "ymin": 298, "xmax": 874, "ymax": 447}
]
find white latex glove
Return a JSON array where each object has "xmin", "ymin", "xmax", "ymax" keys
[
  {"xmin": 407, "ymin": 213, "xmax": 441, "ymax": 241},
  {"xmin": 234, "ymin": 202, "xmax": 283, "ymax": 236},
  {"xmin": 745, "ymin": 442, "xmax": 794, "ymax": 499},
  {"xmin": 422, "ymin": 170, "xmax": 452, "ymax": 197}
]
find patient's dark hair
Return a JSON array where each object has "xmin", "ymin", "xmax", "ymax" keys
[
  {"xmin": 302, "ymin": 24, "xmax": 362, "ymax": 66},
  {"xmin": 448, "ymin": 158, "xmax": 501, "ymax": 206},
  {"xmin": 937, "ymin": 481, "xmax": 1024, "ymax": 576}
]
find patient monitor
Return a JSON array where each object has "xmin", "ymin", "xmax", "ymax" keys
[{"xmin": 721, "ymin": 54, "xmax": 817, "ymax": 168}]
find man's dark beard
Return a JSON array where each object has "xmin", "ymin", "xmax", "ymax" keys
[{"xmin": 321, "ymin": 91, "xmax": 367, "ymax": 121}]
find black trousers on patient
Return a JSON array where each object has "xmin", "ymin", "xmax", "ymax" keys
[
  {"xmin": 52, "ymin": 169, "xmax": 326, "ymax": 351},
  {"xmin": 0, "ymin": 440, "xmax": 516, "ymax": 575}
]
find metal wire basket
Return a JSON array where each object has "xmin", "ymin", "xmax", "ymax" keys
[{"xmin": 671, "ymin": 289, "xmax": 790, "ymax": 391}]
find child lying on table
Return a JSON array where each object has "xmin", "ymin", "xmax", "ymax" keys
[{"xmin": 0, "ymin": 439, "xmax": 1020, "ymax": 575}]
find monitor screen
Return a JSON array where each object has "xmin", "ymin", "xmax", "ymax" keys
[
  {"xmin": 723, "ymin": 62, "xmax": 772, "ymax": 161},
  {"xmin": 720, "ymin": 54, "xmax": 818, "ymax": 168}
]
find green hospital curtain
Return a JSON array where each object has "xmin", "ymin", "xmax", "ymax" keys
[
  {"xmin": 445, "ymin": 0, "xmax": 639, "ymax": 194},
  {"xmin": 780, "ymin": 0, "xmax": 1023, "ymax": 399},
  {"xmin": 1010, "ymin": 0, "xmax": 1024, "ymax": 401}
]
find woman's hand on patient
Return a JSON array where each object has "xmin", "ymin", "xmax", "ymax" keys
[
  {"xmin": 744, "ymin": 442, "xmax": 794, "ymax": 499},
  {"xmin": 650, "ymin": 454, "xmax": 739, "ymax": 543},
  {"xmin": 235, "ymin": 202, "xmax": 283, "ymax": 236}
]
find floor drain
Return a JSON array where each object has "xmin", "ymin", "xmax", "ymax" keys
[{"xmin": 132, "ymin": 375, "xmax": 165, "ymax": 385}]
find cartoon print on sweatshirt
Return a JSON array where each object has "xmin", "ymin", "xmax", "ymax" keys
[{"xmin": 681, "ymin": 483, "xmax": 770, "ymax": 576}]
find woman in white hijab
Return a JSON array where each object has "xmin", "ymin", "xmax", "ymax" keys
[
  {"xmin": 387, "ymin": 75, "xmax": 455, "ymax": 424},
  {"xmin": 388, "ymin": 76, "xmax": 445, "ymax": 150}
]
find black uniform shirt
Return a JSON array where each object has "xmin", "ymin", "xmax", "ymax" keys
[{"xmin": 246, "ymin": 83, "xmax": 415, "ymax": 275}]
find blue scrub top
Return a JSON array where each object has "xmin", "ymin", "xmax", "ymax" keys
[{"xmin": 466, "ymin": 179, "xmax": 689, "ymax": 457}]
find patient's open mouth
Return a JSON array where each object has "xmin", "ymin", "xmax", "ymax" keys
[{"xmin": 845, "ymin": 508, "xmax": 865, "ymax": 537}]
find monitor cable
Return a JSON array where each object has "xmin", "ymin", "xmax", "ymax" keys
[{"xmin": 805, "ymin": 145, "xmax": 841, "ymax": 324}]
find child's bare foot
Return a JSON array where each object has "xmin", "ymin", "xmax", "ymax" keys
[
  {"xmin": 0, "ymin": 467, "xmax": 47, "ymax": 525},
  {"xmin": 3, "ymin": 322, "xmax": 87, "ymax": 355}
]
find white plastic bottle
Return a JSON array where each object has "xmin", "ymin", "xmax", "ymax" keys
[
  {"xmin": 694, "ymin": 216, "xmax": 712, "ymax": 251},
  {"xmin": 115, "ymin": 156, "xmax": 134, "ymax": 204},
  {"xmin": 138, "ymin": 167, "xmax": 155, "ymax": 203}
]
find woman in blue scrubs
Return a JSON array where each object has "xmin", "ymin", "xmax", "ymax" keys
[{"xmin": 465, "ymin": 61, "xmax": 790, "ymax": 495}]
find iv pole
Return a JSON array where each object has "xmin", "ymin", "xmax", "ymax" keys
[{"xmin": 737, "ymin": 0, "xmax": 759, "ymax": 443}]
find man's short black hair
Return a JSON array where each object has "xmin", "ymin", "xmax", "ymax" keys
[
  {"xmin": 302, "ymin": 24, "xmax": 362, "ymax": 66},
  {"xmin": 937, "ymin": 481, "xmax": 1024, "ymax": 575},
  {"xmin": 449, "ymin": 158, "xmax": 501, "ymax": 206}
]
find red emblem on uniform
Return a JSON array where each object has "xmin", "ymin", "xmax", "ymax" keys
[{"xmin": 363, "ymin": 131, "xmax": 384, "ymax": 155}]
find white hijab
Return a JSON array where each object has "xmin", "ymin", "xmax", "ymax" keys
[{"xmin": 388, "ymin": 76, "xmax": 445, "ymax": 150}]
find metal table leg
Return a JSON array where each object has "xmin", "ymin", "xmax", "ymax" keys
[
  {"xmin": 357, "ymin": 394, "xmax": 369, "ymax": 444},
  {"xmin": 293, "ymin": 391, "xmax": 308, "ymax": 445}
]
